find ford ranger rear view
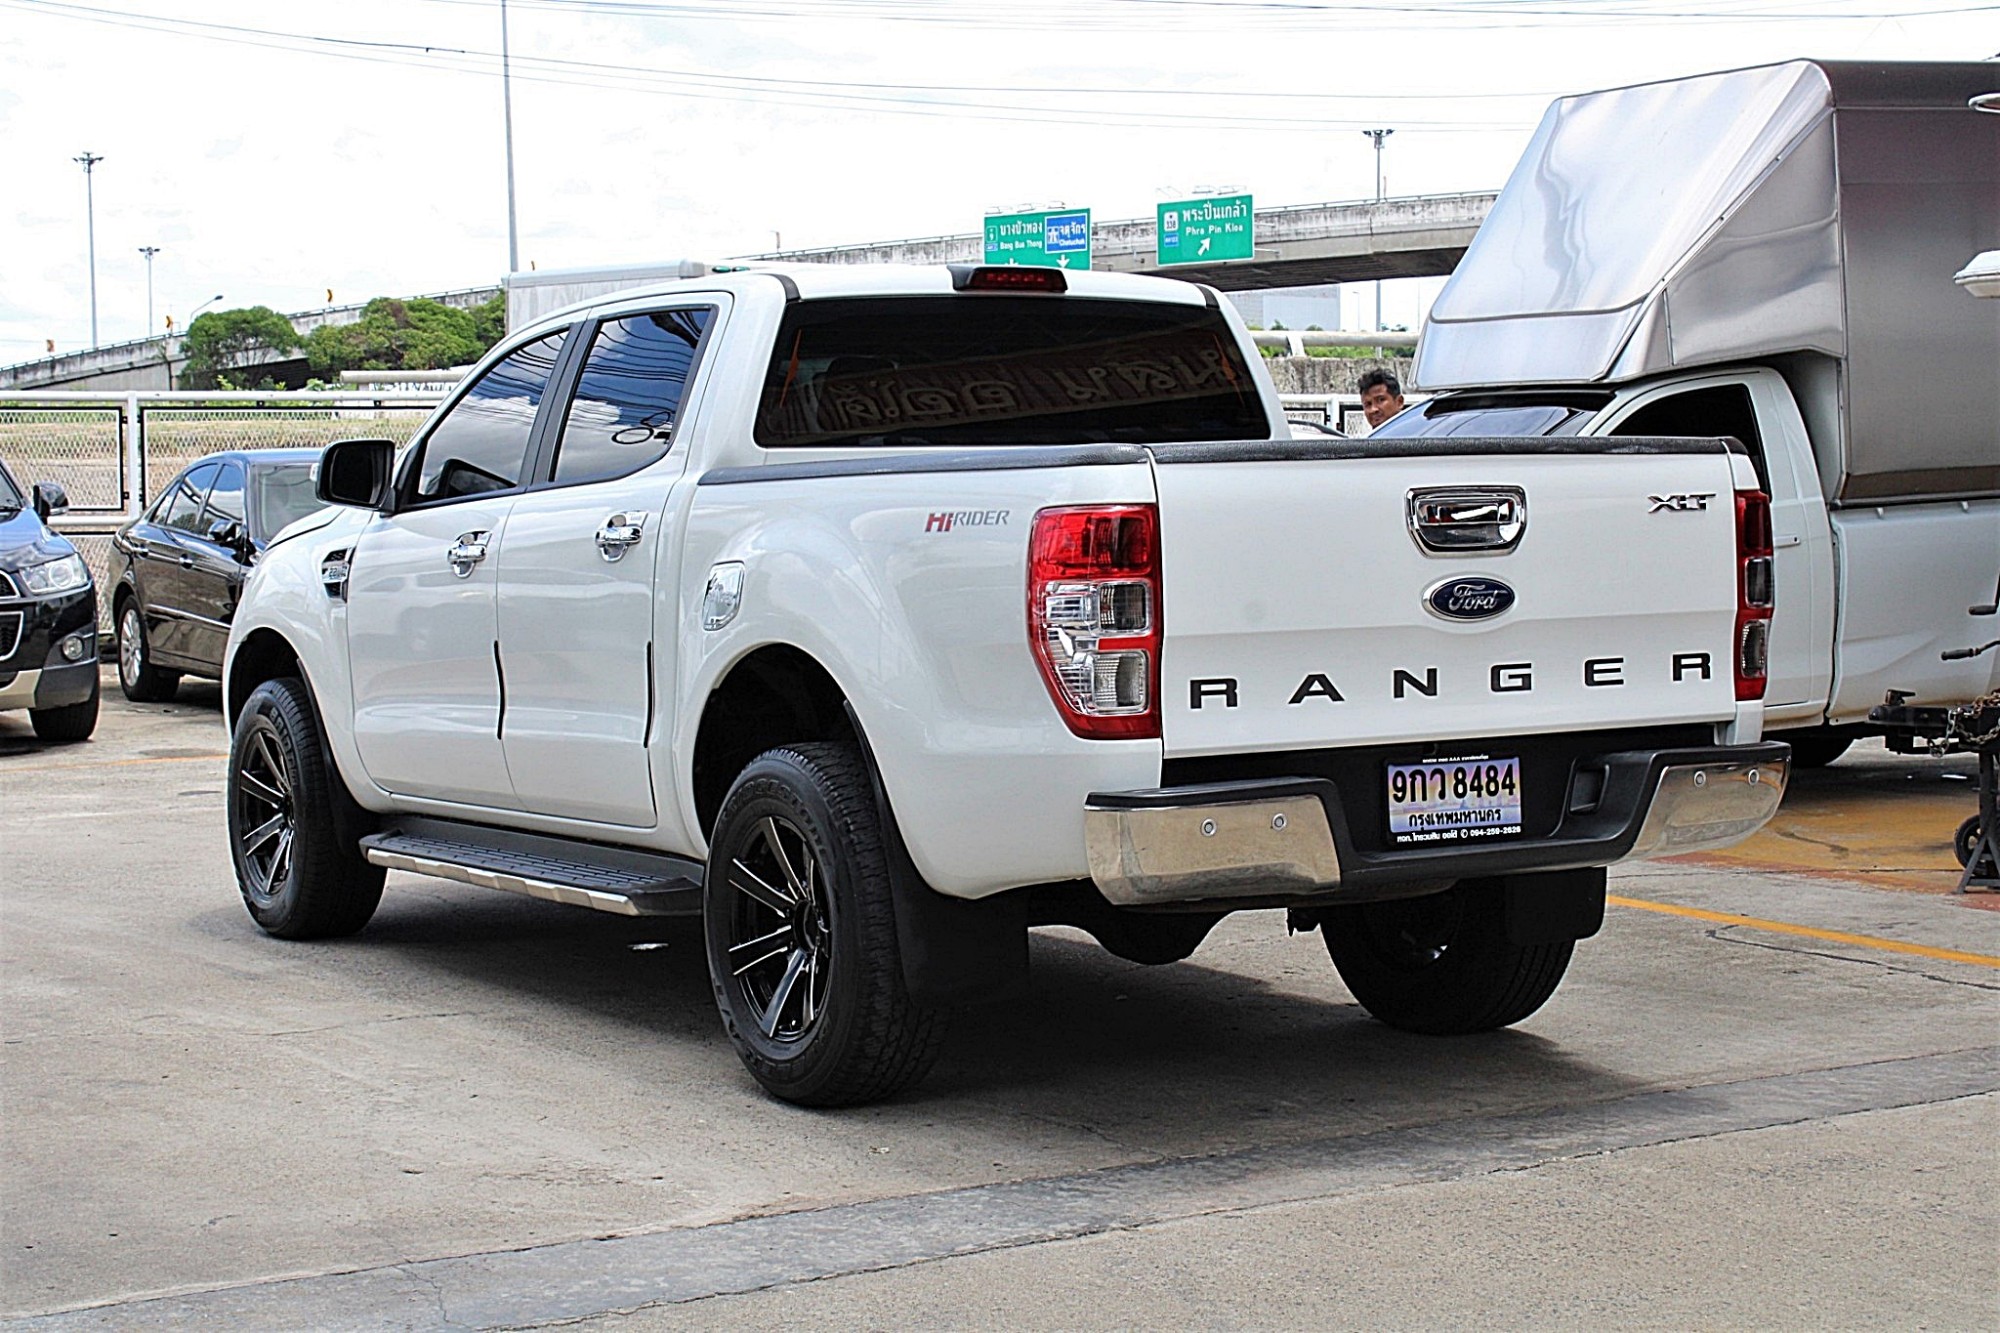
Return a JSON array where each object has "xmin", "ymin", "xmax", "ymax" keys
[{"xmin": 221, "ymin": 262, "xmax": 1787, "ymax": 1105}]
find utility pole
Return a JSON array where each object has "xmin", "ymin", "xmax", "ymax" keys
[
  {"xmin": 74, "ymin": 151, "xmax": 104, "ymax": 348},
  {"xmin": 138, "ymin": 246, "xmax": 161, "ymax": 336},
  {"xmin": 1361, "ymin": 129, "xmax": 1393, "ymax": 334},
  {"xmin": 500, "ymin": 0, "xmax": 520, "ymax": 274}
]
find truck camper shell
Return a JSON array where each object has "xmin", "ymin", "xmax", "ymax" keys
[{"xmin": 1415, "ymin": 59, "xmax": 2000, "ymax": 505}]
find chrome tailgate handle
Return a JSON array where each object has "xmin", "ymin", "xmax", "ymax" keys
[
  {"xmin": 447, "ymin": 531, "xmax": 490, "ymax": 577},
  {"xmin": 1407, "ymin": 486, "xmax": 1527, "ymax": 554}
]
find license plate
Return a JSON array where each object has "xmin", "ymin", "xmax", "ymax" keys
[{"xmin": 1386, "ymin": 756, "xmax": 1523, "ymax": 846}]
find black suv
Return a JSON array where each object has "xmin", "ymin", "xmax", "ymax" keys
[{"xmin": 0, "ymin": 456, "xmax": 99, "ymax": 741}]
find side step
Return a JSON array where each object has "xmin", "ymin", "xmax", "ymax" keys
[{"xmin": 361, "ymin": 816, "xmax": 704, "ymax": 917}]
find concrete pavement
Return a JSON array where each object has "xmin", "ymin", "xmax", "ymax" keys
[{"xmin": 3, "ymin": 672, "xmax": 1995, "ymax": 1328}]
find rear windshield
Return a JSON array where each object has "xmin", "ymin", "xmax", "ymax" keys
[
  {"xmin": 1369, "ymin": 393, "xmax": 1610, "ymax": 440},
  {"xmin": 754, "ymin": 296, "xmax": 1269, "ymax": 448},
  {"xmin": 250, "ymin": 463, "xmax": 323, "ymax": 539}
]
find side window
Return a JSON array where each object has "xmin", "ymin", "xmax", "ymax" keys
[
  {"xmin": 552, "ymin": 308, "xmax": 714, "ymax": 485},
  {"xmin": 1611, "ymin": 384, "xmax": 1769, "ymax": 490},
  {"xmin": 159, "ymin": 463, "xmax": 219, "ymax": 534},
  {"xmin": 202, "ymin": 461, "xmax": 246, "ymax": 532},
  {"xmin": 410, "ymin": 331, "xmax": 568, "ymax": 504}
]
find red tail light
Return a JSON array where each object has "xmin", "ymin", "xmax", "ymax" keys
[
  {"xmin": 1028, "ymin": 505, "xmax": 1161, "ymax": 739},
  {"xmin": 1734, "ymin": 489, "xmax": 1774, "ymax": 701}
]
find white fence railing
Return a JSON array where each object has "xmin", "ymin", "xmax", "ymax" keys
[
  {"xmin": 3, "ymin": 390, "xmax": 448, "ymax": 631},
  {"xmin": 2, "ymin": 385, "xmax": 1373, "ymax": 633}
]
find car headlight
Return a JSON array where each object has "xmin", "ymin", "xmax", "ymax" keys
[{"xmin": 16, "ymin": 554, "xmax": 91, "ymax": 596}]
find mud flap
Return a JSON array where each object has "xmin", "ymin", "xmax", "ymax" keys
[
  {"xmin": 845, "ymin": 705, "xmax": 1031, "ymax": 1005},
  {"xmin": 1501, "ymin": 866, "xmax": 1607, "ymax": 946}
]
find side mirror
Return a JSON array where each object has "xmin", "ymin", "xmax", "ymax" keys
[
  {"xmin": 317, "ymin": 439, "xmax": 396, "ymax": 510},
  {"xmin": 207, "ymin": 518, "xmax": 249, "ymax": 553},
  {"xmin": 31, "ymin": 481, "xmax": 69, "ymax": 521}
]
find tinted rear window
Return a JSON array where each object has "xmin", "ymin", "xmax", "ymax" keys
[
  {"xmin": 250, "ymin": 463, "xmax": 323, "ymax": 538},
  {"xmin": 1369, "ymin": 397, "xmax": 1605, "ymax": 440},
  {"xmin": 754, "ymin": 296, "xmax": 1269, "ymax": 448}
]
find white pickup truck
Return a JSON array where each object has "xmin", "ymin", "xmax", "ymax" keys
[{"xmin": 223, "ymin": 262, "xmax": 1787, "ymax": 1105}]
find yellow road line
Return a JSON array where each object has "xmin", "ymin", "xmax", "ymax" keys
[
  {"xmin": 1, "ymin": 752, "xmax": 225, "ymax": 775},
  {"xmin": 1609, "ymin": 894, "xmax": 2000, "ymax": 971}
]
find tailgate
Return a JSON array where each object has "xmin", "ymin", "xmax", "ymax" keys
[{"xmin": 1153, "ymin": 445, "xmax": 1745, "ymax": 758}]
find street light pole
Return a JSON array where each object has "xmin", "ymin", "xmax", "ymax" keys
[
  {"xmin": 500, "ymin": 0, "xmax": 520, "ymax": 274},
  {"xmin": 74, "ymin": 151, "xmax": 104, "ymax": 348},
  {"xmin": 184, "ymin": 293, "xmax": 224, "ymax": 332},
  {"xmin": 1361, "ymin": 129, "xmax": 1393, "ymax": 333},
  {"xmin": 138, "ymin": 246, "xmax": 161, "ymax": 336}
]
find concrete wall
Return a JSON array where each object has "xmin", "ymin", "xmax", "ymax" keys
[
  {"xmin": 1262, "ymin": 355, "xmax": 1415, "ymax": 395},
  {"xmin": 2, "ymin": 285, "xmax": 500, "ymax": 392}
]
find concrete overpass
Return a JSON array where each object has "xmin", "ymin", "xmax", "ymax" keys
[
  {"xmin": 1, "ymin": 285, "xmax": 499, "ymax": 392},
  {"xmin": 751, "ymin": 191, "xmax": 1496, "ymax": 290},
  {"xmin": 4, "ymin": 191, "xmax": 1492, "ymax": 390}
]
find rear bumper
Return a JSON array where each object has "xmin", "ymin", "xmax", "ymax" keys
[{"xmin": 1084, "ymin": 742, "xmax": 1789, "ymax": 907}]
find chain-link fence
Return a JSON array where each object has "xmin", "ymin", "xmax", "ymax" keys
[
  {"xmin": 0, "ymin": 406, "xmax": 128, "ymax": 512},
  {"xmin": 136, "ymin": 403, "xmax": 436, "ymax": 500},
  {"xmin": 3, "ymin": 390, "xmax": 446, "ymax": 640}
]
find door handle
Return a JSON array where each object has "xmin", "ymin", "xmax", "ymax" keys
[
  {"xmin": 447, "ymin": 531, "xmax": 491, "ymax": 578},
  {"xmin": 177, "ymin": 554, "xmax": 196, "ymax": 569},
  {"xmin": 595, "ymin": 512, "xmax": 648, "ymax": 562},
  {"xmin": 1773, "ymin": 534, "xmax": 1803, "ymax": 549}
]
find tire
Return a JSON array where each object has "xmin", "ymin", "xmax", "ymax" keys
[
  {"xmin": 1321, "ymin": 881, "xmax": 1573, "ymax": 1035},
  {"xmin": 116, "ymin": 601, "xmax": 180, "ymax": 702},
  {"xmin": 227, "ymin": 676, "xmax": 383, "ymax": 940},
  {"xmin": 703, "ymin": 743, "xmax": 945, "ymax": 1107},
  {"xmin": 29, "ymin": 673, "xmax": 99, "ymax": 743},
  {"xmin": 1776, "ymin": 728, "xmax": 1853, "ymax": 769},
  {"xmin": 1956, "ymin": 815, "xmax": 1984, "ymax": 871}
]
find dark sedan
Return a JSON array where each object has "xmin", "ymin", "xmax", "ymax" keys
[{"xmin": 110, "ymin": 450, "xmax": 324, "ymax": 702}]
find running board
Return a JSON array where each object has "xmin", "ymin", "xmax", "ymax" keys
[{"xmin": 361, "ymin": 817, "xmax": 704, "ymax": 917}]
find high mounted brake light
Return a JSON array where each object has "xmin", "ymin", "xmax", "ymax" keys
[
  {"xmin": 1734, "ymin": 489, "xmax": 1774, "ymax": 701},
  {"xmin": 1028, "ymin": 505, "xmax": 1160, "ymax": 740},
  {"xmin": 949, "ymin": 264, "xmax": 1068, "ymax": 294}
]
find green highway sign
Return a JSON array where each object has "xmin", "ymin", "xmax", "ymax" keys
[
  {"xmin": 1157, "ymin": 194, "xmax": 1254, "ymax": 265},
  {"xmin": 983, "ymin": 208, "xmax": 1093, "ymax": 269}
]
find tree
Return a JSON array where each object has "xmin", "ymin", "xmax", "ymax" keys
[
  {"xmin": 305, "ymin": 297, "xmax": 498, "ymax": 378},
  {"xmin": 181, "ymin": 306, "xmax": 301, "ymax": 389}
]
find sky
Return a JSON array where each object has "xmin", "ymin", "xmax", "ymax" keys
[{"xmin": 1, "ymin": 0, "xmax": 1994, "ymax": 361}]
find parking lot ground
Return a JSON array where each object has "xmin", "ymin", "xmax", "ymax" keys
[
  {"xmin": 1681, "ymin": 739, "xmax": 1987, "ymax": 897},
  {"xmin": 3, "ymin": 673, "xmax": 1996, "ymax": 1329}
]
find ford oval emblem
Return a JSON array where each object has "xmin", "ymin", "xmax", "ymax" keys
[{"xmin": 1426, "ymin": 576, "xmax": 1516, "ymax": 621}]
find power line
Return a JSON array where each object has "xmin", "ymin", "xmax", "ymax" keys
[{"xmin": 0, "ymin": 0, "xmax": 1556, "ymax": 130}]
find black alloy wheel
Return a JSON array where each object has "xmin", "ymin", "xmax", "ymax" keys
[
  {"xmin": 234, "ymin": 712, "xmax": 299, "ymax": 902},
  {"xmin": 721, "ymin": 813, "xmax": 836, "ymax": 1044},
  {"xmin": 703, "ymin": 743, "xmax": 944, "ymax": 1106},
  {"xmin": 116, "ymin": 601, "xmax": 179, "ymax": 702},
  {"xmin": 227, "ymin": 677, "xmax": 382, "ymax": 939}
]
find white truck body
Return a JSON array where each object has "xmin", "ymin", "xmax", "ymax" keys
[
  {"xmin": 222, "ymin": 262, "xmax": 1785, "ymax": 1102},
  {"xmin": 1407, "ymin": 60, "xmax": 2000, "ymax": 738}
]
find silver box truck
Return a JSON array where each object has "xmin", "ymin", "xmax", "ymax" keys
[{"xmin": 1391, "ymin": 59, "xmax": 2000, "ymax": 763}]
